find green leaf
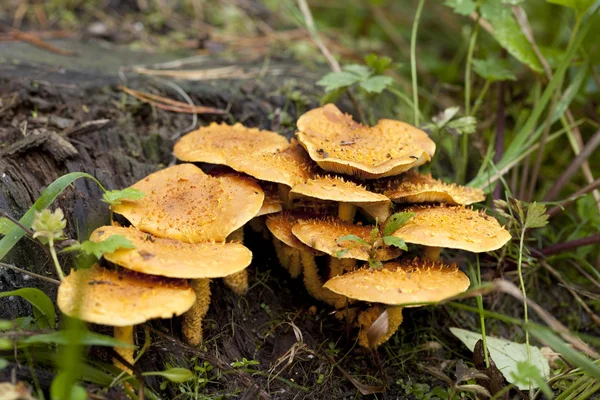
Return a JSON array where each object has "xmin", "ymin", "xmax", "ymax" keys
[
  {"xmin": 359, "ymin": 76, "xmax": 394, "ymax": 94},
  {"xmin": 480, "ymin": 1, "xmax": 544, "ymax": 73},
  {"xmin": 524, "ymin": 202, "xmax": 549, "ymax": 229},
  {"xmin": 317, "ymin": 71, "xmax": 361, "ymax": 92},
  {"xmin": 547, "ymin": 0, "xmax": 594, "ymax": 14},
  {"xmin": 336, "ymin": 234, "xmax": 370, "ymax": 246},
  {"xmin": 444, "ymin": 0, "xmax": 478, "ymax": 15},
  {"xmin": 0, "ymin": 320, "xmax": 12, "ymax": 330},
  {"xmin": 368, "ymin": 259, "xmax": 383, "ymax": 269},
  {"xmin": 0, "ymin": 338, "xmax": 12, "ymax": 350},
  {"xmin": 343, "ymin": 64, "xmax": 372, "ymax": 79},
  {"xmin": 79, "ymin": 235, "xmax": 135, "ymax": 259},
  {"xmin": 22, "ymin": 331, "xmax": 136, "ymax": 348},
  {"xmin": 335, "ymin": 249, "xmax": 350, "ymax": 258},
  {"xmin": 144, "ymin": 368, "xmax": 194, "ymax": 383},
  {"xmin": 51, "ymin": 372, "xmax": 87, "ymax": 400},
  {"xmin": 365, "ymin": 54, "xmax": 393, "ymax": 75},
  {"xmin": 432, "ymin": 106, "xmax": 460, "ymax": 129},
  {"xmin": 383, "ymin": 236, "xmax": 408, "ymax": 251},
  {"xmin": 0, "ymin": 288, "xmax": 55, "ymax": 329},
  {"xmin": 472, "ymin": 58, "xmax": 517, "ymax": 82},
  {"xmin": 384, "ymin": 212, "xmax": 416, "ymax": 237},
  {"xmin": 0, "ymin": 218, "xmax": 14, "ymax": 235},
  {"xmin": 320, "ymin": 87, "xmax": 346, "ymax": 105},
  {"xmin": 450, "ymin": 327, "xmax": 550, "ymax": 390},
  {"xmin": 101, "ymin": 188, "xmax": 145, "ymax": 206},
  {"xmin": 511, "ymin": 362, "xmax": 553, "ymax": 398},
  {"xmin": 0, "ymin": 172, "xmax": 104, "ymax": 261},
  {"xmin": 447, "ymin": 116, "xmax": 477, "ymax": 135},
  {"xmin": 0, "ymin": 358, "xmax": 8, "ymax": 370}
]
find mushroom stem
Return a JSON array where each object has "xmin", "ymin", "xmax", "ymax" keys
[
  {"xmin": 357, "ymin": 306, "xmax": 404, "ymax": 348},
  {"xmin": 278, "ymin": 184, "xmax": 292, "ymax": 209},
  {"xmin": 338, "ymin": 203, "xmax": 356, "ymax": 222},
  {"xmin": 249, "ymin": 217, "xmax": 270, "ymax": 240},
  {"xmin": 273, "ymin": 237, "xmax": 292, "ymax": 271},
  {"xmin": 300, "ymin": 252, "xmax": 347, "ymax": 308},
  {"xmin": 113, "ymin": 325, "xmax": 134, "ymax": 374},
  {"xmin": 329, "ymin": 258, "xmax": 356, "ymax": 279},
  {"xmin": 224, "ymin": 228, "xmax": 248, "ymax": 295},
  {"xmin": 423, "ymin": 246, "xmax": 442, "ymax": 261},
  {"xmin": 288, "ymin": 250, "xmax": 303, "ymax": 278},
  {"xmin": 183, "ymin": 279, "xmax": 211, "ymax": 346}
]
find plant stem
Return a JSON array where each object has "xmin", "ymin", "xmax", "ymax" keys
[
  {"xmin": 48, "ymin": 238, "xmax": 65, "ymax": 281},
  {"xmin": 470, "ymin": 80, "xmax": 490, "ymax": 116},
  {"xmin": 410, "ymin": 0, "xmax": 425, "ymax": 126},
  {"xmin": 475, "ymin": 254, "xmax": 489, "ymax": 368},
  {"xmin": 517, "ymin": 226, "xmax": 531, "ymax": 389}
]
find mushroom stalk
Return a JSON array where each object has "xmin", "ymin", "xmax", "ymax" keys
[
  {"xmin": 183, "ymin": 279, "xmax": 212, "ymax": 346},
  {"xmin": 300, "ymin": 252, "xmax": 347, "ymax": 308},
  {"xmin": 113, "ymin": 325, "xmax": 134, "ymax": 374},
  {"xmin": 329, "ymin": 258, "xmax": 356, "ymax": 279},
  {"xmin": 338, "ymin": 203, "xmax": 357, "ymax": 222},
  {"xmin": 423, "ymin": 246, "xmax": 442, "ymax": 261},
  {"xmin": 357, "ymin": 306, "xmax": 404, "ymax": 348},
  {"xmin": 278, "ymin": 184, "xmax": 292, "ymax": 209},
  {"xmin": 223, "ymin": 228, "xmax": 249, "ymax": 295},
  {"xmin": 272, "ymin": 237, "xmax": 303, "ymax": 278}
]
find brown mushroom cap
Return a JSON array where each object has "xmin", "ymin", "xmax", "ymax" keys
[
  {"xmin": 174, "ymin": 122, "xmax": 289, "ymax": 164},
  {"xmin": 266, "ymin": 212, "xmax": 323, "ymax": 255},
  {"xmin": 57, "ymin": 265, "xmax": 196, "ymax": 326},
  {"xmin": 226, "ymin": 140, "xmax": 317, "ymax": 187},
  {"xmin": 255, "ymin": 183, "xmax": 283, "ymax": 217},
  {"xmin": 292, "ymin": 217, "xmax": 401, "ymax": 261},
  {"xmin": 90, "ymin": 226, "xmax": 252, "ymax": 278},
  {"xmin": 296, "ymin": 104, "xmax": 436, "ymax": 179},
  {"xmin": 391, "ymin": 205, "xmax": 511, "ymax": 252},
  {"xmin": 324, "ymin": 258, "xmax": 470, "ymax": 305},
  {"xmin": 112, "ymin": 164, "xmax": 264, "ymax": 243},
  {"xmin": 289, "ymin": 176, "xmax": 391, "ymax": 222},
  {"xmin": 374, "ymin": 171, "xmax": 485, "ymax": 205}
]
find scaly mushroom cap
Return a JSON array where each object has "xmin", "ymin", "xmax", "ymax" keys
[
  {"xmin": 112, "ymin": 164, "xmax": 264, "ymax": 243},
  {"xmin": 226, "ymin": 139, "xmax": 317, "ymax": 187},
  {"xmin": 57, "ymin": 265, "xmax": 196, "ymax": 326},
  {"xmin": 324, "ymin": 258, "xmax": 470, "ymax": 305},
  {"xmin": 173, "ymin": 122, "xmax": 289, "ymax": 164},
  {"xmin": 289, "ymin": 176, "xmax": 391, "ymax": 222},
  {"xmin": 292, "ymin": 218, "xmax": 401, "ymax": 261},
  {"xmin": 374, "ymin": 171, "xmax": 485, "ymax": 205},
  {"xmin": 391, "ymin": 205, "xmax": 511, "ymax": 252},
  {"xmin": 90, "ymin": 226, "xmax": 252, "ymax": 279},
  {"xmin": 296, "ymin": 104, "xmax": 436, "ymax": 179},
  {"xmin": 255, "ymin": 183, "xmax": 283, "ymax": 217},
  {"xmin": 266, "ymin": 212, "xmax": 323, "ymax": 255}
]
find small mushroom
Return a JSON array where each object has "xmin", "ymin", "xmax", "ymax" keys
[
  {"xmin": 324, "ymin": 258, "xmax": 470, "ymax": 347},
  {"xmin": 289, "ymin": 175, "xmax": 391, "ymax": 223},
  {"xmin": 390, "ymin": 205, "xmax": 511, "ymax": 260},
  {"xmin": 57, "ymin": 265, "xmax": 196, "ymax": 371},
  {"xmin": 174, "ymin": 122, "xmax": 290, "ymax": 164},
  {"xmin": 296, "ymin": 104, "xmax": 436, "ymax": 179},
  {"xmin": 373, "ymin": 170, "xmax": 485, "ymax": 205}
]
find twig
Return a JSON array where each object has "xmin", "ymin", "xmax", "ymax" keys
[
  {"xmin": 547, "ymin": 178, "xmax": 600, "ymax": 218},
  {"xmin": 0, "ymin": 210, "xmax": 34, "ymax": 236},
  {"xmin": 5, "ymin": 27, "xmax": 77, "ymax": 56},
  {"xmin": 544, "ymin": 128, "xmax": 600, "ymax": 201},
  {"xmin": 119, "ymin": 86, "xmax": 226, "ymax": 115},
  {"xmin": 0, "ymin": 262, "xmax": 60, "ymax": 285},
  {"xmin": 538, "ymin": 234, "xmax": 600, "ymax": 257}
]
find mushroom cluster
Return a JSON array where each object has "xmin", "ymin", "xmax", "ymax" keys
[{"xmin": 57, "ymin": 103, "xmax": 511, "ymax": 364}]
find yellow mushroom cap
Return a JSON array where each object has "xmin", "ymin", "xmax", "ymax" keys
[
  {"xmin": 112, "ymin": 164, "xmax": 264, "ymax": 243},
  {"xmin": 391, "ymin": 205, "xmax": 511, "ymax": 252},
  {"xmin": 57, "ymin": 265, "xmax": 196, "ymax": 326},
  {"xmin": 255, "ymin": 183, "xmax": 283, "ymax": 217},
  {"xmin": 324, "ymin": 258, "xmax": 470, "ymax": 305},
  {"xmin": 266, "ymin": 212, "xmax": 323, "ymax": 255},
  {"xmin": 291, "ymin": 217, "xmax": 401, "ymax": 261},
  {"xmin": 296, "ymin": 104, "xmax": 436, "ymax": 179},
  {"xmin": 173, "ymin": 122, "xmax": 289, "ymax": 164},
  {"xmin": 226, "ymin": 139, "xmax": 317, "ymax": 187},
  {"xmin": 90, "ymin": 226, "xmax": 252, "ymax": 279},
  {"xmin": 289, "ymin": 176, "xmax": 391, "ymax": 222},
  {"xmin": 374, "ymin": 171, "xmax": 485, "ymax": 205}
]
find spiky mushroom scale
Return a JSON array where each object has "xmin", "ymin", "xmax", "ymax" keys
[
  {"xmin": 113, "ymin": 325, "xmax": 134, "ymax": 374},
  {"xmin": 300, "ymin": 252, "xmax": 348, "ymax": 309},
  {"xmin": 183, "ymin": 279, "xmax": 212, "ymax": 346},
  {"xmin": 223, "ymin": 270, "xmax": 249, "ymax": 296},
  {"xmin": 223, "ymin": 228, "xmax": 249, "ymax": 295},
  {"xmin": 423, "ymin": 246, "xmax": 442, "ymax": 261},
  {"xmin": 357, "ymin": 306, "xmax": 404, "ymax": 348}
]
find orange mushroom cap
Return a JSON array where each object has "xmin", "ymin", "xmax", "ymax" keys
[{"xmin": 266, "ymin": 212, "xmax": 323, "ymax": 255}]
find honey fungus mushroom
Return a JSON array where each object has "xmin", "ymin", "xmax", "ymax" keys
[
  {"xmin": 289, "ymin": 175, "xmax": 391, "ymax": 223},
  {"xmin": 373, "ymin": 170, "xmax": 485, "ymax": 205},
  {"xmin": 57, "ymin": 265, "xmax": 196, "ymax": 371},
  {"xmin": 296, "ymin": 104, "xmax": 436, "ymax": 179},
  {"xmin": 324, "ymin": 258, "xmax": 470, "ymax": 348},
  {"xmin": 390, "ymin": 205, "xmax": 511, "ymax": 260}
]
